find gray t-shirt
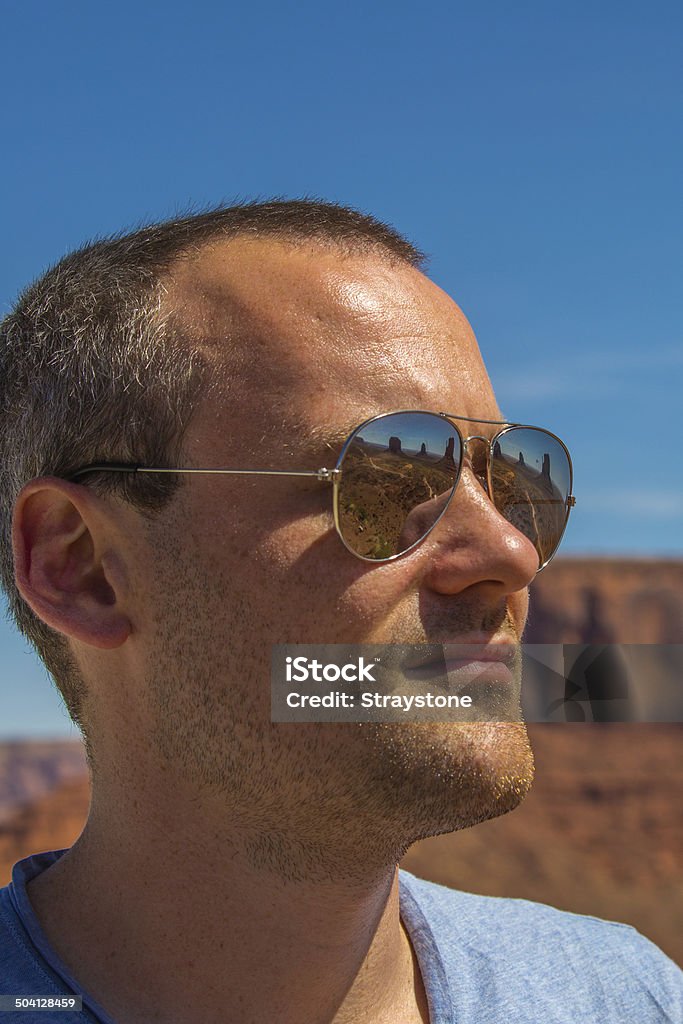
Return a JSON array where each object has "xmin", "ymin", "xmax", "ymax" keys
[{"xmin": 1, "ymin": 849, "xmax": 681, "ymax": 1022}]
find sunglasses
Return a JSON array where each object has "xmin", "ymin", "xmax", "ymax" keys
[{"xmin": 68, "ymin": 410, "xmax": 575, "ymax": 572}]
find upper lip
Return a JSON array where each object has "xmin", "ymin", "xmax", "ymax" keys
[{"xmin": 401, "ymin": 636, "xmax": 518, "ymax": 671}]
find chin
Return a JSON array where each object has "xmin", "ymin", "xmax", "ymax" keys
[{"xmin": 356, "ymin": 719, "xmax": 535, "ymax": 843}]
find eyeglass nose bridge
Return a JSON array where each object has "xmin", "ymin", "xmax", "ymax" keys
[
  {"xmin": 458, "ymin": 433, "xmax": 493, "ymax": 498},
  {"xmin": 461, "ymin": 433, "xmax": 492, "ymax": 451}
]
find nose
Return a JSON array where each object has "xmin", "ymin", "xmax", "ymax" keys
[{"xmin": 418, "ymin": 459, "xmax": 540, "ymax": 597}]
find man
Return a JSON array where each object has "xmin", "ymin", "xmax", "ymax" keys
[{"xmin": 0, "ymin": 200, "xmax": 680, "ymax": 1023}]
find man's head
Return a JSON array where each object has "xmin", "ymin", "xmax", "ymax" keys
[
  {"xmin": 1, "ymin": 200, "xmax": 541, "ymax": 879},
  {"xmin": 0, "ymin": 201, "xmax": 423, "ymax": 736}
]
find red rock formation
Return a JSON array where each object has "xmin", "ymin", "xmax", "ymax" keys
[
  {"xmin": 526, "ymin": 557, "xmax": 683, "ymax": 643},
  {"xmin": 402, "ymin": 723, "xmax": 683, "ymax": 967},
  {"xmin": 0, "ymin": 740, "xmax": 86, "ymax": 824},
  {"xmin": 0, "ymin": 776, "xmax": 89, "ymax": 883}
]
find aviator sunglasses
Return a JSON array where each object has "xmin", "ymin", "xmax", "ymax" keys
[{"xmin": 68, "ymin": 410, "xmax": 575, "ymax": 572}]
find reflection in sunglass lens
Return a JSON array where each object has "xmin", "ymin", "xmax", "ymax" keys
[
  {"xmin": 490, "ymin": 427, "xmax": 572, "ymax": 566},
  {"xmin": 336, "ymin": 412, "xmax": 461, "ymax": 559}
]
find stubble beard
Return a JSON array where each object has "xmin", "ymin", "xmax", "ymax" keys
[{"xmin": 141, "ymin": 530, "xmax": 534, "ymax": 883}]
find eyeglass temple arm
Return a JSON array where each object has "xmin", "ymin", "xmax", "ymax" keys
[{"xmin": 68, "ymin": 464, "xmax": 342, "ymax": 482}]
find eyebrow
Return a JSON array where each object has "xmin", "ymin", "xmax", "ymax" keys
[{"xmin": 279, "ymin": 420, "xmax": 362, "ymax": 462}]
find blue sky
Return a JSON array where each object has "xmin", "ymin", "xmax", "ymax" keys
[{"xmin": 1, "ymin": 0, "xmax": 681, "ymax": 736}]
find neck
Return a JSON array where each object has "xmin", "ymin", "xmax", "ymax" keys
[{"xmin": 26, "ymin": 770, "xmax": 429, "ymax": 1024}]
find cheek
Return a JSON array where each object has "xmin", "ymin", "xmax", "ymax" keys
[
  {"xmin": 247, "ymin": 518, "xmax": 411, "ymax": 638},
  {"xmin": 183, "ymin": 486, "xmax": 418, "ymax": 639},
  {"xmin": 247, "ymin": 511, "xmax": 335, "ymax": 577}
]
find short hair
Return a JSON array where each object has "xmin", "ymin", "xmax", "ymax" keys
[{"xmin": 0, "ymin": 198, "xmax": 424, "ymax": 741}]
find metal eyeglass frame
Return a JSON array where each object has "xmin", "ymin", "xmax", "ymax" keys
[{"xmin": 67, "ymin": 410, "xmax": 576, "ymax": 572}]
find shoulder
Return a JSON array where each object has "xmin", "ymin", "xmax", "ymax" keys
[
  {"xmin": 0, "ymin": 885, "xmax": 52, "ymax": 993},
  {"xmin": 399, "ymin": 869, "xmax": 683, "ymax": 1021},
  {"xmin": 400, "ymin": 867, "xmax": 671, "ymax": 955},
  {"xmin": 0, "ymin": 857, "xmax": 70, "ymax": 995},
  {"xmin": 0, "ymin": 872, "xmax": 94, "ymax": 1024}
]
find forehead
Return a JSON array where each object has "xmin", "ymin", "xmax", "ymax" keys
[{"xmin": 165, "ymin": 238, "xmax": 504, "ymax": 458}]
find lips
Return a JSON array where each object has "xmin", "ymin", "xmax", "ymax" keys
[
  {"xmin": 401, "ymin": 638, "xmax": 518, "ymax": 673},
  {"xmin": 399, "ymin": 644, "xmax": 518, "ymax": 696}
]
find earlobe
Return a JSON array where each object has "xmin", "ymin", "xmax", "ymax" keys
[{"xmin": 12, "ymin": 478, "xmax": 132, "ymax": 650}]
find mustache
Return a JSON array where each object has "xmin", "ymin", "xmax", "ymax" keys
[{"xmin": 399, "ymin": 603, "xmax": 519, "ymax": 647}]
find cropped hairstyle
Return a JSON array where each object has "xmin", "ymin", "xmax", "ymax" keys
[{"xmin": 0, "ymin": 198, "xmax": 424, "ymax": 743}]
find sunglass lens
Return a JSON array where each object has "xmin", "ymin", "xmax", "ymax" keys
[
  {"xmin": 490, "ymin": 427, "xmax": 572, "ymax": 566},
  {"xmin": 336, "ymin": 412, "xmax": 461, "ymax": 560}
]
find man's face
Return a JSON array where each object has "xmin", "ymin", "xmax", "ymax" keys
[{"xmin": 126, "ymin": 238, "xmax": 540, "ymax": 877}]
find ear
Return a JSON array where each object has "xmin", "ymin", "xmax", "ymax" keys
[{"xmin": 12, "ymin": 477, "xmax": 132, "ymax": 649}]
